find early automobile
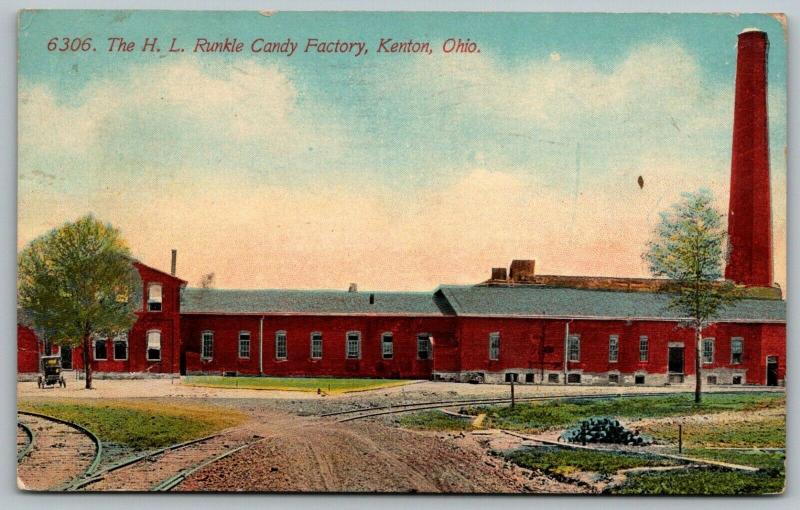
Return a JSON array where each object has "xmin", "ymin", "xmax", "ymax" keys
[{"xmin": 37, "ymin": 355, "xmax": 66, "ymax": 389}]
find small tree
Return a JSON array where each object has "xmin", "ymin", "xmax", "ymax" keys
[
  {"xmin": 644, "ymin": 189, "xmax": 740, "ymax": 403},
  {"xmin": 18, "ymin": 215, "xmax": 139, "ymax": 389}
]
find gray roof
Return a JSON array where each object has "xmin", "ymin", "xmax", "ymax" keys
[
  {"xmin": 181, "ymin": 288, "xmax": 449, "ymax": 316},
  {"xmin": 437, "ymin": 285, "xmax": 786, "ymax": 322}
]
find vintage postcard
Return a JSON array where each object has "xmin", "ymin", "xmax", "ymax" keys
[{"xmin": 16, "ymin": 11, "xmax": 786, "ymax": 494}]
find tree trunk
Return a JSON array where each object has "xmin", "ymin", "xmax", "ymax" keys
[
  {"xmin": 694, "ymin": 326, "xmax": 703, "ymax": 404},
  {"xmin": 82, "ymin": 334, "xmax": 93, "ymax": 390}
]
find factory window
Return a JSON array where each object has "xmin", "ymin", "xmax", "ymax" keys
[
  {"xmin": 489, "ymin": 332, "xmax": 500, "ymax": 360},
  {"xmin": 567, "ymin": 334, "xmax": 580, "ymax": 362},
  {"xmin": 548, "ymin": 374, "xmax": 559, "ymax": 383},
  {"xmin": 147, "ymin": 330, "xmax": 162, "ymax": 361},
  {"xmin": 707, "ymin": 375, "xmax": 718, "ymax": 385},
  {"xmin": 417, "ymin": 333, "xmax": 431, "ymax": 360},
  {"xmin": 381, "ymin": 332, "xmax": 393, "ymax": 359},
  {"xmin": 113, "ymin": 333, "xmax": 128, "ymax": 361},
  {"xmin": 731, "ymin": 337, "xmax": 743, "ymax": 364},
  {"xmin": 276, "ymin": 331, "xmax": 287, "ymax": 360},
  {"xmin": 239, "ymin": 331, "xmax": 251, "ymax": 359},
  {"xmin": 147, "ymin": 283, "xmax": 163, "ymax": 312},
  {"xmin": 311, "ymin": 332, "xmax": 323, "ymax": 359},
  {"xmin": 505, "ymin": 373, "xmax": 518, "ymax": 383},
  {"xmin": 639, "ymin": 336, "xmax": 649, "ymax": 362},
  {"xmin": 567, "ymin": 373, "xmax": 581, "ymax": 384},
  {"xmin": 703, "ymin": 338, "xmax": 714, "ymax": 364},
  {"xmin": 608, "ymin": 374, "xmax": 619, "ymax": 384},
  {"xmin": 732, "ymin": 375, "xmax": 743, "ymax": 385},
  {"xmin": 635, "ymin": 374, "xmax": 645, "ymax": 385},
  {"xmin": 201, "ymin": 331, "xmax": 213, "ymax": 360},
  {"xmin": 94, "ymin": 338, "xmax": 107, "ymax": 360},
  {"xmin": 608, "ymin": 335, "xmax": 619, "ymax": 362},
  {"xmin": 525, "ymin": 373, "xmax": 534, "ymax": 383},
  {"xmin": 346, "ymin": 331, "xmax": 361, "ymax": 359}
]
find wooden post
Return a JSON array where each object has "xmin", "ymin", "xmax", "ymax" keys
[
  {"xmin": 510, "ymin": 376, "xmax": 516, "ymax": 408},
  {"xmin": 678, "ymin": 424, "xmax": 683, "ymax": 453}
]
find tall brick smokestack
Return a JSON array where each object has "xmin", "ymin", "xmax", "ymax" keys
[{"xmin": 725, "ymin": 29, "xmax": 773, "ymax": 287}]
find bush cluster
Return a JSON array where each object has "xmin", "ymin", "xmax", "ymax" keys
[{"xmin": 561, "ymin": 417, "xmax": 652, "ymax": 446}]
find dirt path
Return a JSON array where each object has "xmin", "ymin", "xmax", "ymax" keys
[
  {"xmin": 177, "ymin": 416, "xmax": 582, "ymax": 493},
  {"xmin": 17, "ymin": 413, "xmax": 96, "ymax": 491}
]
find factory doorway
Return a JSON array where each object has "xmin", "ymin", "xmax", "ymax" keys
[
  {"xmin": 766, "ymin": 356, "xmax": 779, "ymax": 386},
  {"xmin": 668, "ymin": 346, "xmax": 684, "ymax": 383},
  {"xmin": 60, "ymin": 346, "xmax": 73, "ymax": 370}
]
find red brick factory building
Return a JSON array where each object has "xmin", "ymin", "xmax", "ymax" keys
[{"xmin": 17, "ymin": 29, "xmax": 785, "ymax": 387}]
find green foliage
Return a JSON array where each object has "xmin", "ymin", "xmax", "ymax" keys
[
  {"xmin": 505, "ymin": 446, "xmax": 677, "ymax": 476},
  {"xmin": 683, "ymin": 448, "xmax": 785, "ymax": 472},
  {"xmin": 396, "ymin": 410, "xmax": 474, "ymax": 431},
  {"xmin": 641, "ymin": 416, "xmax": 785, "ymax": 448},
  {"xmin": 17, "ymin": 215, "xmax": 139, "ymax": 346},
  {"xmin": 471, "ymin": 392, "xmax": 783, "ymax": 433},
  {"xmin": 643, "ymin": 189, "xmax": 740, "ymax": 327},
  {"xmin": 18, "ymin": 399, "xmax": 246, "ymax": 450},
  {"xmin": 608, "ymin": 467, "xmax": 784, "ymax": 495},
  {"xmin": 182, "ymin": 375, "xmax": 411, "ymax": 394}
]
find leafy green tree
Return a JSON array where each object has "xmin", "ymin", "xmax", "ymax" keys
[
  {"xmin": 18, "ymin": 215, "xmax": 139, "ymax": 389},
  {"xmin": 644, "ymin": 189, "xmax": 740, "ymax": 403}
]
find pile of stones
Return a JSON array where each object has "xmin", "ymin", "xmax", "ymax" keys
[{"xmin": 560, "ymin": 417, "xmax": 652, "ymax": 446}]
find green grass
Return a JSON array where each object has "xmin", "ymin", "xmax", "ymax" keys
[
  {"xmin": 182, "ymin": 375, "xmax": 412, "ymax": 394},
  {"xmin": 504, "ymin": 446, "xmax": 679, "ymax": 476},
  {"xmin": 19, "ymin": 399, "xmax": 246, "ymax": 450},
  {"xmin": 470, "ymin": 392, "xmax": 784, "ymax": 433},
  {"xmin": 641, "ymin": 416, "xmax": 785, "ymax": 448},
  {"xmin": 396, "ymin": 410, "xmax": 474, "ymax": 431}
]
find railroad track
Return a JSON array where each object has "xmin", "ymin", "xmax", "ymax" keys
[
  {"xmin": 17, "ymin": 411, "xmax": 102, "ymax": 491},
  {"xmin": 16, "ymin": 421, "xmax": 34, "ymax": 462},
  {"xmin": 323, "ymin": 389, "xmax": 784, "ymax": 422}
]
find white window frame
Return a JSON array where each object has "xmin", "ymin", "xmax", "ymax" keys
[
  {"xmin": 417, "ymin": 333, "xmax": 431, "ymax": 360},
  {"xmin": 311, "ymin": 332, "xmax": 323, "ymax": 359},
  {"xmin": 346, "ymin": 331, "xmax": 361, "ymax": 360},
  {"xmin": 94, "ymin": 337, "xmax": 108, "ymax": 360},
  {"xmin": 608, "ymin": 335, "xmax": 619, "ymax": 363},
  {"xmin": 381, "ymin": 332, "xmax": 393, "ymax": 359},
  {"xmin": 239, "ymin": 331, "xmax": 251, "ymax": 359},
  {"xmin": 201, "ymin": 331, "xmax": 214, "ymax": 360},
  {"xmin": 147, "ymin": 330, "xmax": 162, "ymax": 361},
  {"xmin": 567, "ymin": 334, "xmax": 580, "ymax": 362},
  {"xmin": 489, "ymin": 332, "xmax": 500, "ymax": 361},
  {"xmin": 731, "ymin": 337, "xmax": 743, "ymax": 365},
  {"xmin": 275, "ymin": 330, "xmax": 288, "ymax": 360},
  {"xmin": 147, "ymin": 283, "xmax": 163, "ymax": 312},
  {"xmin": 639, "ymin": 336, "xmax": 649, "ymax": 362},
  {"xmin": 703, "ymin": 338, "xmax": 714, "ymax": 365},
  {"xmin": 113, "ymin": 333, "xmax": 128, "ymax": 361}
]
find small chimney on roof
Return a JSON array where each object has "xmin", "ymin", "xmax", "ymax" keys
[
  {"xmin": 491, "ymin": 267, "xmax": 508, "ymax": 281},
  {"xmin": 170, "ymin": 249, "xmax": 177, "ymax": 276},
  {"xmin": 509, "ymin": 259, "xmax": 536, "ymax": 282},
  {"xmin": 348, "ymin": 283, "xmax": 358, "ymax": 293}
]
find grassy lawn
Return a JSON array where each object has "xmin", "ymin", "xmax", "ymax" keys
[
  {"xmin": 608, "ymin": 465, "xmax": 784, "ymax": 495},
  {"xmin": 18, "ymin": 399, "xmax": 247, "ymax": 451},
  {"xmin": 504, "ymin": 446, "xmax": 679, "ymax": 476},
  {"xmin": 182, "ymin": 375, "xmax": 412, "ymax": 394},
  {"xmin": 640, "ymin": 416, "xmax": 785, "ymax": 448},
  {"xmin": 469, "ymin": 392, "xmax": 784, "ymax": 433},
  {"xmin": 396, "ymin": 410, "xmax": 474, "ymax": 431}
]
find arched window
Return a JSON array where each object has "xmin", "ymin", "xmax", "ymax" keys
[
  {"xmin": 147, "ymin": 330, "xmax": 162, "ymax": 361},
  {"xmin": 147, "ymin": 283, "xmax": 163, "ymax": 312}
]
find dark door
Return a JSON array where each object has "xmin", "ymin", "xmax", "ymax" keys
[
  {"xmin": 766, "ymin": 356, "xmax": 779, "ymax": 386},
  {"xmin": 668, "ymin": 346, "xmax": 684, "ymax": 373},
  {"xmin": 60, "ymin": 346, "xmax": 73, "ymax": 370}
]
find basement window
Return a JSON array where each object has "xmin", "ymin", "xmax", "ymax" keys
[
  {"xmin": 311, "ymin": 332, "xmax": 323, "ymax": 359},
  {"xmin": 567, "ymin": 373, "xmax": 581, "ymax": 384},
  {"xmin": 608, "ymin": 374, "xmax": 620, "ymax": 384},
  {"xmin": 147, "ymin": 283, "xmax": 163, "ymax": 312},
  {"xmin": 548, "ymin": 373, "xmax": 559, "ymax": 384},
  {"xmin": 381, "ymin": 332, "xmax": 393, "ymax": 359},
  {"xmin": 94, "ymin": 338, "xmax": 108, "ymax": 360},
  {"xmin": 505, "ymin": 373, "xmax": 518, "ymax": 383},
  {"xmin": 113, "ymin": 333, "xmax": 128, "ymax": 361},
  {"xmin": 525, "ymin": 373, "xmax": 534, "ymax": 383},
  {"xmin": 634, "ymin": 374, "xmax": 645, "ymax": 385},
  {"xmin": 489, "ymin": 332, "xmax": 500, "ymax": 360},
  {"xmin": 346, "ymin": 331, "xmax": 361, "ymax": 359},
  {"xmin": 707, "ymin": 375, "xmax": 718, "ymax": 385},
  {"xmin": 276, "ymin": 331, "xmax": 288, "ymax": 360},
  {"xmin": 732, "ymin": 375, "xmax": 743, "ymax": 385},
  {"xmin": 239, "ymin": 331, "xmax": 251, "ymax": 359},
  {"xmin": 731, "ymin": 337, "xmax": 743, "ymax": 364},
  {"xmin": 417, "ymin": 333, "xmax": 431, "ymax": 360},
  {"xmin": 147, "ymin": 330, "xmax": 162, "ymax": 361},
  {"xmin": 201, "ymin": 331, "xmax": 214, "ymax": 360},
  {"xmin": 703, "ymin": 338, "xmax": 715, "ymax": 364}
]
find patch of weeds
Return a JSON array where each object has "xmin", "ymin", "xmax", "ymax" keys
[
  {"xmin": 396, "ymin": 410, "xmax": 473, "ymax": 431},
  {"xmin": 641, "ymin": 417, "xmax": 785, "ymax": 448},
  {"xmin": 608, "ymin": 466, "xmax": 785, "ymax": 495},
  {"xmin": 504, "ymin": 446, "xmax": 678, "ymax": 476}
]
